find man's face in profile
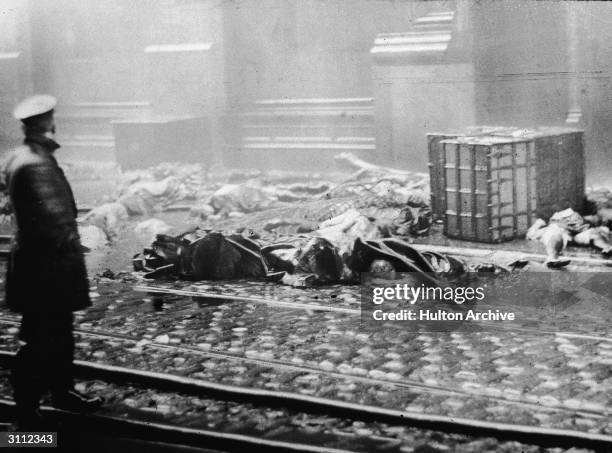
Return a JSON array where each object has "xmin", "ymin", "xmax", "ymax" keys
[{"xmin": 43, "ymin": 115, "xmax": 56, "ymax": 138}]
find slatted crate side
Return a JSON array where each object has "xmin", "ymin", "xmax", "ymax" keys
[
  {"xmin": 443, "ymin": 142, "xmax": 492, "ymax": 241},
  {"xmin": 533, "ymin": 130, "xmax": 585, "ymax": 219},
  {"xmin": 427, "ymin": 127, "xmax": 507, "ymax": 221},
  {"xmin": 489, "ymin": 141, "xmax": 537, "ymax": 241},
  {"xmin": 534, "ymin": 133, "xmax": 561, "ymax": 219},
  {"xmin": 573, "ymin": 132, "xmax": 586, "ymax": 211},
  {"xmin": 442, "ymin": 138, "xmax": 537, "ymax": 243},
  {"xmin": 527, "ymin": 140, "xmax": 538, "ymax": 230},
  {"xmin": 443, "ymin": 141, "xmax": 460, "ymax": 239},
  {"xmin": 557, "ymin": 131, "xmax": 585, "ymax": 213},
  {"xmin": 427, "ymin": 133, "xmax": 456, "ymax": 220},
  {"xmin": 486, "ymin": 142, "xmax": 516, "ymax": 242}
]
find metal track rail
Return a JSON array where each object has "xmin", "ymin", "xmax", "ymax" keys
[
  {"xmin": 133, "ymin": 284, "xmax": 359, "ymax": 314},
  {"xmin": 0, "ymin": 352, "xmax": 610, "ymax": 451},
  {"xmin": 133, "ymin": 284, "xmax": 612, "ymax": 343},
  {"xmin": 0, "ymin": 399, "xmax": 356, "ymax": 453},
  {"xmin": 0, "ymin": 316, "xmax": 608, "ymax": 419}
]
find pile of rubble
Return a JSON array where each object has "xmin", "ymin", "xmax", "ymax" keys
[
  {"xmin": 586, "ymin": 186, "xmax": 612, "ymax": 226},
  {"xmin": 0, "ymin": 192, "xmax": 11, "ymax": 225},
  {"xmin": 132, "ymin": 161, "xmax": 612, "ymax": 284},
  {"xmin": 6, "ymin": 152, "xmax": 609, "ymax": 269},
  {"xmin": 521, "ymin": 186, "xmax": 612, "ymax": 266},
  {"xmin": 195, "ymin": 153, "xmax": 431, "ymax": 238},
  {"xmin": 77, "ymin": 156, "xmax": 430, "ymax": 249},
  {"xmin": 76, "ymin": 163, "xmax": 335, "ymax": 246},
  {"xmin": 130, "ymin": 156, "xmax": 441, "ymax": 286}
]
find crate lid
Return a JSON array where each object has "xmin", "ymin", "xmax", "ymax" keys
[
  {"xmin": 429, "ymin": 125, "xmax": 583, "ymax": 140},
  {"xmin": 439, "ymin": 135, "xmax": 530, "ymax": 145},
  {"xmin": 489, "ymin": 126, "xmax": 583, "ymax": 138},
  {"xmin": 531, "ymin": 126, "xmax": 584, "ymax": 136},
  {"xmin": 426, "ymin": 125, "xmax": 509, "ymax": 138}
]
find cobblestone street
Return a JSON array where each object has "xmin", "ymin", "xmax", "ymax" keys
[{"xmin": 0, "ymin": 264, "xmax": 609, "ymax": 451}]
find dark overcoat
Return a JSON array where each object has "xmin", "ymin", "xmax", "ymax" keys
[{"xmin": 3, "ymin": 135, "xmax": 91, "ymax": 313}]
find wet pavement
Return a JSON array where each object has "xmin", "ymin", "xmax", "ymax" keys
[
  {"xmin": 0, "ymin": 370, "xmax": 582, "ymax": 453},
  {"xmin": 0, "ymin": 206, "xmax": 609, "ymax": 451},
  {"xmin": 0, "ymin": 274, "xmax": 609, "ymax": 438}
]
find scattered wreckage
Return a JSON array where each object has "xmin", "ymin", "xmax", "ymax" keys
[
  {"xmin": 1, "ymin": 154, "xmax": 611, "ymax": 276},
  {"xmin": 526, "ymin": 207, "xmax": 612, "ymax": 267},
  {"xmin": 128, "ymin": 156, "xmax": 612, "ymax": 285},
  {"xmin": 133, "ymin": 228, "xmax": 483, "ymax": 287}
]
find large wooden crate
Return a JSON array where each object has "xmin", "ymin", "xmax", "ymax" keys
[
  {"xmin": 427, "ymin": 126, "xmax": 520, "ymax": 221},
  {"xmin": 441, "ymin": 136, "xmax": 537, "ymax": 242},
  {"xmin": 432, "ymin": 127, "xmax": 584, "ymax": 243}
]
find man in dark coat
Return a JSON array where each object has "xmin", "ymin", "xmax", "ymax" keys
[{"xmin": 4, "ymin": 95, "xmax": 103, "ymax": 429}]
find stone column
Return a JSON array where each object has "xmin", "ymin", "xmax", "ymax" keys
[
  {"xmin": 143, "ymin": 0, "xmax": 226, "ymax": 165},
  {"xmin": 565, "ymin": 1, "xmax": 583, "ymax": 126},
  {"xmin": 371, "ymin": 9, "xmax": 476, "ymax": 170}
]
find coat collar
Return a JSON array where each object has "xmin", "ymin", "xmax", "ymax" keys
[{"xmin": 24, "ymin": 134, "xmax": 61, "ymax": 152}]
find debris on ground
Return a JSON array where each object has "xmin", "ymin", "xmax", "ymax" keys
[
  {"xmin": 98, "ymin": 269, "xmax": 117, "ymax": 279},
  {"xmin": 197, "ymin": 153, "xmax": 431, "ymax": 238},
  {"xmin": 122, "ymin": 176, "xmax": 189, "ymax": 208},
  {"xmin": 586, "ymin": 186, "xmax": 612, "ymax": 226},
  {"xmin": 0, "ymin": 165, "xmax": 12, "ymax": 225},
  {"xmin": 134, "ymin": 218, "xmax": 173, "ymax": 243},
  {"xmin": 209, "ymin": 181, "xmax": 277, "ymax": 216},
  {"xmin": 314, "ymin": 208, "xmax": 383, "ymax": 257},
  {"xmin": 133, "ymin": 226, "xmax": 509, "ymax": 287},
  {"xmin": 78, "ymin": 224, "xmax": 109, "ymax": 251},
  {"xmin": 334, "ymin": 152, "xmax": 426, "ymax": 183},
  {"xmin": 0, "ymin": 193, "xmax": 12, "ymax": 225},
  {"xmin": 117, "ymin": 190, "xmax": 159, "ymax": 216},
  {"xmin": 0, "ymin": 156, "xmax": 431, "ymax": 241},
  {"xmin": 79, "ymin": 202, "xmax": 129, "ymax": 239},
  {"xmin": 527, "ymin": 207, "xmax": 612, "ymax": 265},
  {"xmin": 77, "ymin": 162, "xmax": 342, "ymax": 238}
]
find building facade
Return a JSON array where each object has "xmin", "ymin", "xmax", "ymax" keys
[{"xmin": 0, "ymin": 1, "xmax": 610, "ymax": 181}]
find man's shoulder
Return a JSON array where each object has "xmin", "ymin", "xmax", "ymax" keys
[{"xmin": 3, "ymin": 145, "xmax": 50, "ymax": 176}]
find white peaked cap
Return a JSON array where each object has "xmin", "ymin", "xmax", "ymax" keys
[{"xmin": 13, "ymin": 94, "xmax": 57, "ymax": 120}]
